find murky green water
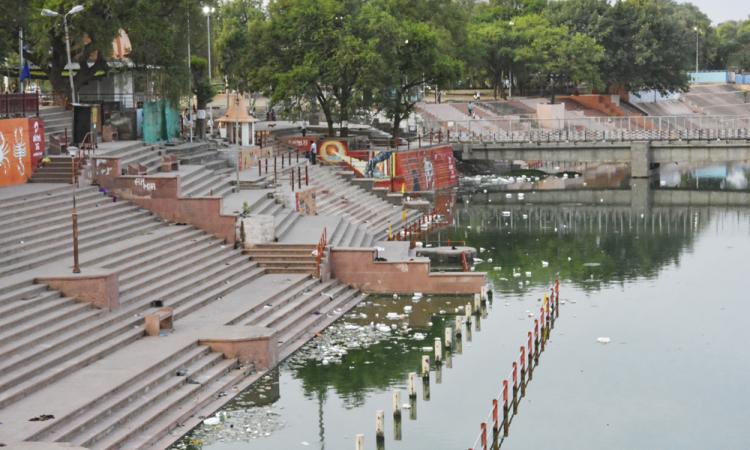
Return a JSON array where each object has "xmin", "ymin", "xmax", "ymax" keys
[{"xmin": 174, "ymin": 164, "xmax": 750, "ymax": 450}]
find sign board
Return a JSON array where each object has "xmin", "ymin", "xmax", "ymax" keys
[{"xmin": 0, "ymin": 117, "xmax": 45, "ymax": 187}]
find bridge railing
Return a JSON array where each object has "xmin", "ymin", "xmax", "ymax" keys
[{"xmin": 420, "ymin": 115, "xmax": 750, "ymax": 144}]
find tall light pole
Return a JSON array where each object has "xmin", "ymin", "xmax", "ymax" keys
[
  {"xmin": 203, "ymin": 5, "xmax": 215, "ymax": 135},
  {"xmin": 42, "ymin": 5, "xmax": 85, "ymax": 104},
  {"xmin": 694, "ymin": 26, "xmax": 700, "ymax": 73},
  {"xmin": 508, "ymin": 20, "xmax": 514, "ymax": 99}
]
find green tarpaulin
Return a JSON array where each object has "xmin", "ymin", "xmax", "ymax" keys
[{"xmin": 142, "ymin": 99, "xmax": 179, "ymax": 144}]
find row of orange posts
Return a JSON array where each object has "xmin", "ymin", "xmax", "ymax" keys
[
  {"xmin": 388, "ymin": 209, "xmax": 440, "ymax": 247},
  {"xmin": 470, "ymin": 278, "xmax": 561, "ymax": 450}
]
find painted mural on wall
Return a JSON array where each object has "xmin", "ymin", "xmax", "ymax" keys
[
  {"xmin": 394, "ymin": 146, "xmax": 458, "ymax": 192},
  {"xmin": 0, "ymin": 118, "xmax": 45, "ymax": 187}
]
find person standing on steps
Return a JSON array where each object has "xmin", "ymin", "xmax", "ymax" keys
[{"xmin": 310, "ymin": 140, "xmax": 318, "ymax": 165}]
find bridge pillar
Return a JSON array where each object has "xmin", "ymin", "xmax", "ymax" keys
[
  {"xmin": 630, "ymin": 141, "xmax": 651, "ymax": 178},
  {"xmin": 630, "ymin": 179, "xmax": 653, "ymax": 213}
]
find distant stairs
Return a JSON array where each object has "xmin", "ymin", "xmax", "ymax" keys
[
  {"xmin": 245, "ymin": 244, "xmax": 318, "ymax": 274},
  {"xmin": 29, "ymin": 156, "xmax": 82, "ymax": 184}
]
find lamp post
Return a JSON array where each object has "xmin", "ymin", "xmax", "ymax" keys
[
  {"xmin": 508, "ymin": 20, "xmax": 514, "ymax": 99},
  {"xmin": 203, "ymin": 5, "xmax": 215, "ymax": 136},
  {"xmin": 42, "ymin": 5, "xmax": 85, "ymax": 104},
  {"xmin": 694, "ymin": 26, "xmax": 699, "ymax": 73}
]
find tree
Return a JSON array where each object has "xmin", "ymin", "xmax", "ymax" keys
[
  {"xmin": 363, "ymin": 1, "xmax": 462, "ymax": 143},
  {"xmin": 215, "ymin": 0, "xmax": 269, "ymax": 95},
  {"xmin": 597, "ymin": 0, "xmax": 692, "ymax": 94},
  {"xmin": 190, "ymin": 56, "xmax": 214, "ymax": 109},
  {"xmin": 467, "ymin": 19, "xmax": 516, "ymax": 99},
  {"xmin": 515, "ymin": 17, "xmax": 604, "ymax": 103},
  {"xmin": 714, "ymin": 19, "xmax": 750, "ymax": 71}
]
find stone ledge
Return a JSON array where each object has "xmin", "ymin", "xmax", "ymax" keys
[
  {"xmin": 198, "ymin": 325, "xmax": 278, "ymax": 370},
  {"xmin": 37, "ymin": 269, "xmax": 119, "ymax": 310}
]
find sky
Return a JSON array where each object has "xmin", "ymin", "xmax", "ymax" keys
[{"xmin": 679, "ymin": 0, "xmax": 750, "ymax": 24}]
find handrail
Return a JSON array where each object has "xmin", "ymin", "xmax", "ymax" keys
[
  {"xmin": 315, "ymin": 227, "xmax": 327, "ymax": 278},
  {"xmin": 460, "ymin": 251, "xmax": 469, "ymax": 272}
]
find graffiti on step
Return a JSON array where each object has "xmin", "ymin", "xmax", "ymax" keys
[
  {"xmin": 295, "ymin": 189, "xmax": 317, "ymax": 215},
  {"xmin": 134, "ymin": 177, "xmax": 157, "ymax": 194},
  {"xmin": 95, "ymin": 159, "xmax": 114, "ymax": 177}
]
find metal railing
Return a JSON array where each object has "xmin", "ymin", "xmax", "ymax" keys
[
  {"xmin": 1, "ymin": 92, "xmax": 40, "ymax": 118},
  {"xmin": 415, "ymin": 114, "xmax": 750, "ymax": 144}
]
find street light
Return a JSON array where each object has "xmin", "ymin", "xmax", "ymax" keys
[
  {"xmin": 694, "ymin": 26, "xmax": 700, "ymax": 73},
  {"xmin": 508, "ymin": 20, "xmax": 515, "ymax": 99},
  {"xmin": 203, "ymin": 5, "xmax": 215, "ymax": 135},
  {"xmin": 41, "ymin": 5, "xmax": 85, "ymax": 104}
]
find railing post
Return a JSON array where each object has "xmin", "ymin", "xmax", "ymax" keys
[
  {"xmin": 72, "ymin": 195, "xmax": 80, "ymax": 274},
  {"xmin": 502, "ymin": 380, "xmax": 509, "ymax": 437},
  {"xmin": 305, "ymin": 165, "xmax": 309, "ymax": 186},
  {"xmin": 512, "ymin": 362, "xmax": 518, "ymax": 415},
  {"xmin": 297, "ymin": 166, "xmax": 301, "ymax": 189}
]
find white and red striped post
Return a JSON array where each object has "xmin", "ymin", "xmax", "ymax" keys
[
  {"xmin": 481, "ymin": 422, "xmax": 488, "ymax": 450},
  {"xmin": 527, "ymin": 331, "xmax": 534, "ymax": 379},
  {"xmin": 512, "ymin": 361, "xmax": 519, "ymax": 415},
  {"xmin": 519, "ymin": 346, "xmax": 527, "ymax": 396},
  {"xmin": 533, "ymin": 320, "xmax": 540, "ymax": 365},
  {"xmin": 502, "ymin": 380, "xmax": 509, "ymax": 437},
  {"xmin": 492, "ymin": 399, "xmax": 499, "ymax": 432},
  {"xmin": 540, "ymin": 308, "xmax": 546, "ymax": 351}
]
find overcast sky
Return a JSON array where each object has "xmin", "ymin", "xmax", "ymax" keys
[{"xmin": 679, "ymin": 0, "xmax": 750, "ymax": 24}]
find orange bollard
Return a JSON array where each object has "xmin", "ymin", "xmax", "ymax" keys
[{"xmin": 502, "ymin": 380, "xmax": 509, "ymax": 437}]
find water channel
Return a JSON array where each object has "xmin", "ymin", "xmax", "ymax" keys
[{"xmin": 173, "ymin": 161, "xmax": 750, "ymax": 450}]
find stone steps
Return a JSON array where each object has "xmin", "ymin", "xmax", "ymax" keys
[
  {"xmin": 279, "ymin": 291, "xmax": 367, "ymax": 356},
  {"xmin": 248, "ymin": 279, "xmax": 340, "ymax": 328},
  {"xmin": 82, "ymin": 356, "xmax": 242, "ymax": 450},
  {"xmin": 28, "ymin": 342, "xmax": 210, "ymax": 442},
  {"xmin": 0, "ymin": 185, "xmax": 100, "ymax": 218}
]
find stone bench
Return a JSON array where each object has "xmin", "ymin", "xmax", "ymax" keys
[
  {"xmin": 126, "ymin": 163, "xmax": 147, "ymax": 175},
  {"xmin": 145, "ymin": 307, "xmax": 174, "ymax": 336},
  {"xmin": 160, "ymin": 154, "xmax": 179, "ymax": 172}
]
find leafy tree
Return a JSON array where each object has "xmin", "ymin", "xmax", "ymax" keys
[
  {"xmin": 190, "ymin": 56, "xmax": 214, "ymax": 109},
  {"xmin": 714, "ymin": 19, "xmax": 750, "ymax": 71},
  {"xmin": 467, "ymin": 19, "xmax": 516, "ymax": 99},
  {"xmin": 363, "ymin": 1, "xmax": 462, "ymax": 143},
  {"xmin": 215, "ymin": 0, "xmax": 269, "ymax": 95}
]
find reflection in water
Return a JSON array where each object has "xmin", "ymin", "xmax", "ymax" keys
[
  {"xmin": 657, "ymin": 161, "xmax": 750, "ymax": 191},
  {"xmin": 173, "ymin": 183, "xmax": 750, "ymax": 450}
]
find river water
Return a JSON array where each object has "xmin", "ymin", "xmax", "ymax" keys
[{"xmin": 173, "ymin": 162, "xmax": 750, "ymax": 450}]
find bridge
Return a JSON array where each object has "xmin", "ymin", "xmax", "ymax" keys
[{"xmin": 409, "ymin": 114, "xmax": 750, "ymax": 178}]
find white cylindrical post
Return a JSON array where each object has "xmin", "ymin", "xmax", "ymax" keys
[
  {"xmin": 434, "ymin": 338, "xmax": 442, "ymax": 364},
  {"xmin": 392, "ymin": 391, "xmax": 401, "ymax": 417},
  {"xmin": 474, "ymin": 293, "xmax": 481, "ymax": 314},
  {"xmin": 445, "ymin": 326, "xmax": 453, "ymax": 348},
  {"xmin": 421, "ymin": 355, "xmax": 430, "ymax": 378},
  {"xmin": 375, "ymin": 410, "xmax": 385, "ymax": 442},
  {"xmin": 356, "ymin": 433, "xmax": 365, "ymax": 450},
  {"xmin": 455, "ymin": 316, "xmax": 463, "ymax": 336},
  {"xmin": 408, "ymin": 372, "xmax": 417, "ymax": 398},
  {"xmin": 465, "ymin": 302, "xmax": 472, "ymax": 323}
]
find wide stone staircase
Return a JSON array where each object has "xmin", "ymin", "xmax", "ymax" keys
[
  {"xmin": 39, "ymin": 106, "xmax": 73, "ymax": 148},
  {"xmin": 0, "ymin": 185, "xmax": 163, "ymax": 277},
  {"xmin": 245, "ymin": 244, "xmax": 318, "ymax": 274},
  {"xmin": 0, "ymin": 182, "xmax": 368, "ymax": 449},
  {"xmin": 28, "ymin": 155, "xmax": 82, "ymax": 183},
  {"xmin": 309, "ymin": 164, "xmax": 421, "ymax": 242}
]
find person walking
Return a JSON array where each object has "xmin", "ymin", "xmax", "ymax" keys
[{"xmin": 310, "ymin": 140, "xmax": 318, "ymax": 165}]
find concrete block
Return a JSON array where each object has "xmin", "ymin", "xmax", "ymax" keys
[
  {"xmin": 243, "ymin": 215, "xmax": 275, "ymax": 246},
  {"xmin": 37, "ymin": 269, "xmax": 119, "ymax": 310},
  {"xmin": 630, "ymin": 141, "xmax": 651, "ymax": 178},
  {"xmin": 199, "ymin": 325, "xmax": 278, "ymax": 370}
]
